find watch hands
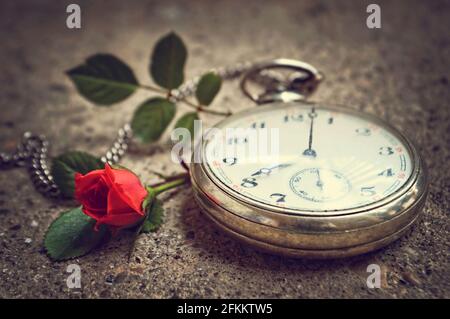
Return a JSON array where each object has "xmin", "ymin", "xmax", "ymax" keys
[
  {"xmin": 315, "ymin": 168, "xmax": 324, "ymax": 190},
  {"xmin": 302, "ymin": 107, "xmax": 317, "ymax": 158},
  {"xmin": 251, "ymin": 163, "xmax": 293, "ymax": 177}
]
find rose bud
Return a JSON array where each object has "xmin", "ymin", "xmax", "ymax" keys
[{"xmin": 74, "ymin": 163, "xmax": 148, "ymax": 229}]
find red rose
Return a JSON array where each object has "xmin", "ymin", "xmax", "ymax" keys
[{"xmin": 74, "ymin": 164, "xmax": 148, "ymax": 229}]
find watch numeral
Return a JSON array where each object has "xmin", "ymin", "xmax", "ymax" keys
[
  {"xmin": 241, "ymin": 177, "xmax": 258, "ymax": 188},
  {"xmin": 227, "ymin": 137, "xmax": 248, "ymax": 145},
  {"xmin": 361, "ymin": 186, "xmax": 376, "ymax": 196},
  {"xmin": 222, "ymin": 157, "xmax": 237, "ymax": 166},
  {"xmin": 328, "ymin": 117, "xmax": 334, "ymax": 124},
  {"xmin": 292, "ymin": 176, "xmax": 301, "ymax": 183},
  {"xmin": 251, "ymin": 121, "xmax": 266, "ymax": 129},
  {"xmin": 378, "ymin": 168, "xmax": 394, "ymax": 177},
  {"xmin": 356, "ymin": 128, "xmax": 371, "ymax": 136},
  {"xmin": 379, "ymin": 146, "xmax": 394, "ymax": 155},
  {"xmin": 270, "ymin": 193, "xmax": 286, "ymax": 203},
  {"xmin": 283, "ymin": 114, "xmax": 304, "ymax": 122}
]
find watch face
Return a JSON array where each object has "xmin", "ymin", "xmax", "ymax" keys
[{"xmin": 202, "ymin": 102, "xmax": 414, "ymax": 213}]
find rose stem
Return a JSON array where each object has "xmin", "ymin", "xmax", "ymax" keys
[
  {"xmin": 148, "ymin": 174, "xmax": 190, "ymax": 196},
  {"xmin": 138, "ymin": 84, "xmax": 231, "ymax": 116},
  {"xmin": 148, "ymin": 172, "xmax": 189, "ymax": 188},
  {"xmin": 178, "ymin": 97, "xmax": 232, "ymax": 116}
]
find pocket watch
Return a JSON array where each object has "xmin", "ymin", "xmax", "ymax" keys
[{"xmin": 190, "ymin": 59, "xmax": 428, "ymax": 258}]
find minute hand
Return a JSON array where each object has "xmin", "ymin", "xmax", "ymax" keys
[{"xmin": 302, "ymin": 107, "xmax": 317, "ymax": 158}]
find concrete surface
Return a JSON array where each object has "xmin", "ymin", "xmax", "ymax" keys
[{"xmin": 0, "ymin": 0, "xmax": 449, "ymax": 298}]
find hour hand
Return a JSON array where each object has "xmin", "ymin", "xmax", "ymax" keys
[
  {"xmin": 251, "ymin": 163, "xmax": 292, "ymax": 177},
  {"xmin": 251, "ymin": 168, "xmax": 271, "ymax": 176}
]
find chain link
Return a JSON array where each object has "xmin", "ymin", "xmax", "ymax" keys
[{"xmin": 0, "ymin": 62, "xmax": 253, "ymax": 198}]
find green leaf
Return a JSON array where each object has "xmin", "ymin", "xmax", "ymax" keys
[
  {"xmin": 44, "ymin": 207, "xmax": 110, "ymax": 261},
  {"xmin": 174, "ymin": 112, "xmax": 199, "ymax": 139},
  {"xmin": 150, "ymin": 32, "xmax": 187, "ymax": 90},
  {"xmin": 195, "ymin": 72, "xmax": 222, "ymax": 106},
  {"xmin": 67, "ymin": 54, "xmax": 138, "ymax": 105},
  {"xmin": 141, "ymin": 199, "xmax": 164, "ymax": 233},
  {"xmin": 51, "ymin": 151, "xmax": 103, "ymax": 198},
  {"xmin": 131, "ymin": 97, "xmax": 176, "ymax": 143}
]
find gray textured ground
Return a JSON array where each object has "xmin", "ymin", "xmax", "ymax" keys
[{"xmin": 0, "ymin": 0, "xmax": 449, "ymax": 298}]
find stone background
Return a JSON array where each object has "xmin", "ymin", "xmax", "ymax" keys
[{"xmin": 0, "ymin": 0, "xmax": 449, "ymax": 298}]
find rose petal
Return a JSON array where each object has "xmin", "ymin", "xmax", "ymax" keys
[
  {"xmin": 83, "ymin": 176, "xmax": 109, "ymax": 209},
  {"xmin": 107, "ymin": 185, "xmax": 138, "ymax": 215},
  {"xmin": 104, "ymin": 164, "xmax": 147, "ymax": 214},
  {"xmin": 74, "ymin": 170, "xmax": 105, "ymax": 194},
  {"xmin": 75, "ymin": 171, "xmax": 109, "ymax": 218}
]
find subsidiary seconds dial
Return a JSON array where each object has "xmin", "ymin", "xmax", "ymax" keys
[{"xmin": 289, "ymin": 168, "xmax": 351, "ymax": 202}]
